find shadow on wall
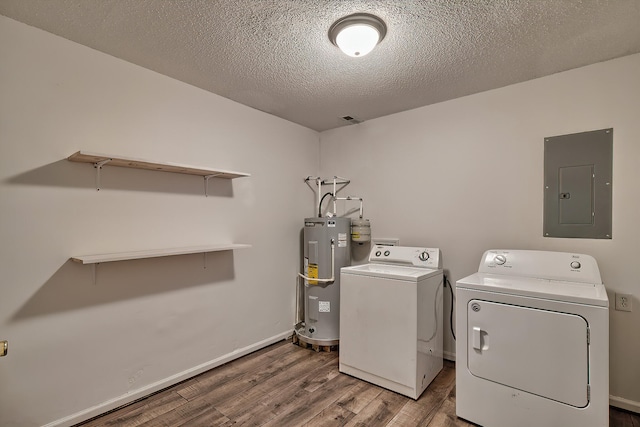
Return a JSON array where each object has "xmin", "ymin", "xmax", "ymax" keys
[
  {"xmin": 6, "ymin": 160, "xmax": 235, "ymax": 196},
  {"xmin": 11, "ymin": 250, "xmax": 236, "ymax": 320}
]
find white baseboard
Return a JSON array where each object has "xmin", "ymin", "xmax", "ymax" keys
[
  {"xmin": 44, "ymin": 330, "xmax": 292, "ymax": 427},
  {"xmin": 443, "ymin": 350, "xmax": 456, "ymax": 362},
  {"xmin": 610, "ymin": 395, "xmax": 640, "ymax": 414}
]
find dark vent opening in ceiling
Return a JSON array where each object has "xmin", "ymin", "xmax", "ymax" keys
[{"xmin": 341, "ymin": 116, "xmax": 363, "ymax": 125}]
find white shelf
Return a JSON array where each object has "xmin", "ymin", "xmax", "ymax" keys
[
  {"xmin": 68, "ymin": 151, "xmax": 250, "ymax": 194},
  {"xmin": 67, "ymin": 151, "xmax": 250, "ymax": 179},
  {"xmin": 71, "ymin": 244, "xmax": 251, "ymax": 265}
]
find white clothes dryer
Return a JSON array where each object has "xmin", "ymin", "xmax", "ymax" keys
[
  {"xmin": 456, "ymin": 250, "xmax": 609, "ymax": 427},
  {"xmin": 340, "ymin": 246, "xmax": 443, "ymax": 399}
]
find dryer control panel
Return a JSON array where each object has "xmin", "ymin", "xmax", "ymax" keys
[
  {"xmin": 369, "ymin": 246, "xmax": 442, "ymax": 269},
  {"xmin": 479, "ymin": 249, "xmax": 601, "ymax": 284}
]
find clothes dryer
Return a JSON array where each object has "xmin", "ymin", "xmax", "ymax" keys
[
  {"xmin": 456, "ymin": 250, "xmax": 609, "ymax": 427},
  {"xmin": 340, "ymin": 246, "xmax": 443, "ymax": 399}
]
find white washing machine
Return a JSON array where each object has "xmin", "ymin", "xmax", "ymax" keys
[
  {"xmin": 456, "ymin": 250, "xmax": 609, "ymax": 427},
  {"xmin": 340, "ymin": 246, "xmax": 443, "ymax": 399}
]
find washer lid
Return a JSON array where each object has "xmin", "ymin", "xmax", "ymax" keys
[
  {"xmin": 457, "ymin": 273, "xmax": 608, "ymax": 307},
  {"xmin": 341, "ymin": 263, "xmax": 442, "ymax": 281}
]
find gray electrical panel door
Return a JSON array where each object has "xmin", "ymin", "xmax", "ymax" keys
[{"xmin": 544, "ymin": 128, "xmax": 612, "ymax": 239}]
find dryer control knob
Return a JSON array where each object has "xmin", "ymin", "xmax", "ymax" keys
[
  {"xmin": 494, "ymin": 255, "xmax": 507, "ymax": 265},
  {"xmin": 570, "ymin": 261, "xmax": 581, "ymax": 269},
  {"xmin": 418, "ymin": 251, "xmax": 430, "ymax": 261}
]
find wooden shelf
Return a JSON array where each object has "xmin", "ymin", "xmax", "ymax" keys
[
  {"xmin": 67, "ymin": 151, "xmax": 250, "ymax": 179},
  {"xmin": 71, "ymin": 244, "xmax": 251, "ymax": 265}
]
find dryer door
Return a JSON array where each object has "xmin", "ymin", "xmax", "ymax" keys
[{"xmin": 467, "ymin": 300, "xmax": 589, "ymax": 407}]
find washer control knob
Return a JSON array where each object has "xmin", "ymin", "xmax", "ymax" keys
[
  {"xmin": 418, "ymin": 251, "xmax": 430, "ymax": 261},
  {"xmin": 375, "ymin": 251, "xmax": 381, "ymax": 257},
  {"xmin": 570, "ymin": 261, "xmax": 581, "ymax": 269},
  {"xmin": 494, "ymin": 255, "xmax": 507, "ymax": 265},
  {"xmin": 384, "ymin": 250, "xmax": 390, "ymax": 256}
]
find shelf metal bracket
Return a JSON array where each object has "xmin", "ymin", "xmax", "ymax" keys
[
  {"xmin": 204, "ymin": 173, "xmax": 223, "ymax": 197},
  {"xmin": 92, "ymin": 263, "xmax": 99, "ymax": 285},
  {"xmin": 93, "ymin": 159, "xmax": 112, "ymax": 191}
]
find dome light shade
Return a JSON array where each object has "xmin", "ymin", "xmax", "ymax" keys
[
  {"xmin": 329, "ymin": 13, "xmax": 387, "ymax": 57},
  {"xmin": 335, "ymin": 24, "xmax": 379, "ymax": 57}
]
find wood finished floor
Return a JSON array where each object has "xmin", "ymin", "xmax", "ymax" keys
[{"xmin": 78, "ymin": 339, "xmax": 640, "ymax": 427}]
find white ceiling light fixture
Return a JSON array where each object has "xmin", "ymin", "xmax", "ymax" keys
[{"xmin": 329, "ymin": 13, "xmax": 387, "ymax": 58}]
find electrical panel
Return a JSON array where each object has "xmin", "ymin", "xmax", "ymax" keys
[{"xmin": 543, "ymin": 129, "xmax": 612, "ymax": 239}]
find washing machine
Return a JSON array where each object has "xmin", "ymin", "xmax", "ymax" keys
[
  {"xmin": 340, "ymin": 246, "xmax": 443, "ymax": 399},
  {"xmin": 456, "ymin": 249, "xmax": 609, "ymax": 427}
]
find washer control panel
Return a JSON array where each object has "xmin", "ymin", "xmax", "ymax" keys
[
  {"xmin": 479, "ymin": 249, "xmax": 601, "ymax": 284},
  {"xmin": 369, "ymin": 246, "xmax": 441, "ymax": 269}
]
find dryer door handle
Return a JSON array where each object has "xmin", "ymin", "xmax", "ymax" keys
[{"xmin": 472, "ymin": 326, "xmax": 482, "ymax": 350}]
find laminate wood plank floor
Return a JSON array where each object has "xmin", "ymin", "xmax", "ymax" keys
[{"xmin": 77, "ymin": 339, "xmax": 640, "ymax": 427}]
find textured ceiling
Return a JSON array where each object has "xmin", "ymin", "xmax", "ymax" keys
[{"xmin": 2, "ymin": 1, "xmax": 640, "ymax": 132}]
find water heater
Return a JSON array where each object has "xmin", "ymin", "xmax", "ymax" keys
[{"xmin": 296, "ymin": 216, "xmax": 351, "ymax": 347}]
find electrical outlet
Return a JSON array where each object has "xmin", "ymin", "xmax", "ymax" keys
[{"xmin": 615, "ymin": 293, "xmax": 632, "ymax": 312}]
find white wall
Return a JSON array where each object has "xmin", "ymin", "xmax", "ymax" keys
[
  {"xmin": 0, "ymin": 16, "xmax": 319, "ymax": 426},
  {"xmin": 320, "ymin": 53, "xmax": 640, "ymax": 410}
]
